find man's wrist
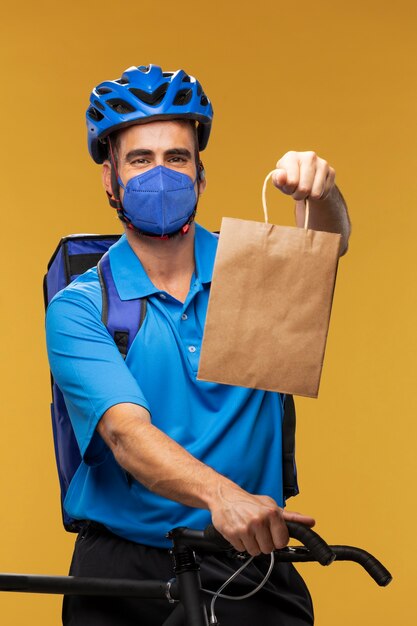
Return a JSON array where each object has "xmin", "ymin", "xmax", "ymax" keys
[{"xmin": 203, "ymin": 474, "xmax": 244, "ymax": 512}]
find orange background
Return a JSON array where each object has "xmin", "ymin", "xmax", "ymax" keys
[{"xmin": 0, "ymin": 0, "xmax": 416, "ymax": 623}]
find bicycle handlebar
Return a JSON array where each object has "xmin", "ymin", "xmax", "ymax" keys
[
  {"xmin": 0, "ymin": 522, "xmax": 392, "ymax": 600},
  {"xmin": 175, "ymin": 523, "xmax": 392, "ymax": 587},
  {"xmin": 330, "ymin": 545, "xmax": 392, "ymax": 587}
]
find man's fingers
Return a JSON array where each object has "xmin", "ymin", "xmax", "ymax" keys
[
  {"xmin": 244, "ymin": 508, "xmax": 290, "ymax": 554},
  {"xmin": 282, "ymin": 509, "xmax": 316, "ymax": 527},
  {"xmin": 269, "ymin": 513, "xmax": 290, "ymax": 550},
  {"xmin": 274, "ymin": 151, "xmax": 300, "ymax": 195},
  {"xmin": 273, "ymin": 151, "xmax": 335, "ymax": 202},
  {"xmin": 271, "ymin": 168, "xmax": 288, "ymax": 190},
  {"xmin": 229, "ymin": 510, "xmax": 312, "ymax": 555},
  {"xmin": 240, "ymin": 532, "xmax": 262, "ymax": 557},
  {"xmin": 251, "ymin": 513, "xmax": 280, "ymax": 554},
  {"xmin": 227, "ymin": 535, "xmax": 246, "ymax": 553},
  {"xmin": 218, "ymin": 524, "xmax": 262, "ymax": 556},
  {"xmin": 211, "ymin": 488, "xmax": 315, "ymax": 558},
  {"xmin": 219, "ymin": 519, "xmax": 286, "ymax": 556},
  {"xmin": 292, "ymin": 151, "xmax": 317, "ymax": 201},
  {"xmin": 309, "ymin": 157, "xmax": 329, "ymax": 200}
]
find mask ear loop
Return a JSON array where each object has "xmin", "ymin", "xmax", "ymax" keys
[
  {"xmin": 179, "ymin": 160, "xmax": 203, "ymax": 236},
  {"xmin": 262, "ymin": 170, "xmax": 310, "ymax": 229}
]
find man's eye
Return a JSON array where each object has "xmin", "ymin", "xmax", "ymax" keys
[
  {"xmin": 131, "ymin": 158, "xmax": 148, "ymax": 165},
  {"xmin": 169, "ymin": 157, "xmax": 186, "ymax": 163}
]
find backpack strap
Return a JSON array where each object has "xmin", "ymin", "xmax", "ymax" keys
[
  {"xmin": 282, "ymin": 394, "xmax": 299, "ymax": 499},
  {"xmin": 97, "ymin": 251, "xmax": 147, "ymax": 358}
]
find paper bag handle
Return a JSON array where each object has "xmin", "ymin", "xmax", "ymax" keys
[{"xmin": 262, "ymin": 170, "xmax": 310, "ymax": 230}]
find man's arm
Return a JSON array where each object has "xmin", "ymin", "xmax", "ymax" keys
[
  {"xmin": 47, "ymin": 290, "xmax": 315, "ymax": 556},
  {"xmin": 97, "ymin": 402, "xmax": 315, "ymax": 556},
  {"xmin": 272, "ymin": 150, "xmax": 351, "ymax": 255}
]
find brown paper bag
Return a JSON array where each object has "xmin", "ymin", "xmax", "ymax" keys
[{"xmin": 197, "ymin": 172, "xmax": 342, "ymax": 398}]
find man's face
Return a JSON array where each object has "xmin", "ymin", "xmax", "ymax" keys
[{"xmin": 103, "ymin": 119, "xmax": 205, "ymax": 201}]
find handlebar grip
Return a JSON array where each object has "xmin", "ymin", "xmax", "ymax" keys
[
  {"xmin": 204, "ymin": 522, "xmax": 335, "ymax": 566},
  {"xmin": 286, "ymin": 522, "xmax": 335, "ymax": 566},
  {"xmin": 332, "ymin": 546, "xmax": 392, "ymax": 587}
]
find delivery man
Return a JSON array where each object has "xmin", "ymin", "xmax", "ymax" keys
[{"xmin": 46, "ymin": 64, "xmax": 350, "ymax": 625}]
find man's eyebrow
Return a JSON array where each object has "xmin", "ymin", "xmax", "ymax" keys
[
  {"xmin": 164, "ymin": 148, "xmax": 192, "ymax": 159},
  {"xmin": 124, "ymin": 149, "xmax": 154, "ymax": 162}
]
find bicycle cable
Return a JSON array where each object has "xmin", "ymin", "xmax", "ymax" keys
[{"xmin": 202, "ymin": 552, "xmax": 275, "ymax": 625}]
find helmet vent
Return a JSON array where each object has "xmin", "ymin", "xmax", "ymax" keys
[
  {"xmin": 129, "ymin": 83, "xmax": 168, "ymax": 106},
  {"xmin": 115, "ymin": 77, "xmax": 130, "ymax": 85},
  {"xmin": 138, "ymin": 65, "xmax": 150, "ymax": 73},
  {"xmin": 182, "ymin": 74, "xmax": 191, "ymax": 82},
  {"xmin": 94, "ymin": 99, "xmax": 105, "ymax": 111},
  {"xmin": 200, "ymin": 94, "xmax": 208, "ymax": 106},
  {"xmin": 162, "ymin": 72, "xmax": 174, "ymax": 77},
  {"xmin": 87, "ymin": 106, "xmax": 104, "ymax": 122},
  {"xmin": 106, "ymin": 99, "xmax": 136, "ymax": 114},
  {"xmin": 96, "ymin": 86, "xmax": 113, "ymax": 95},
  {"xmin": 173, "ymin": 88, "xmax": 193, "ymax": 106}
]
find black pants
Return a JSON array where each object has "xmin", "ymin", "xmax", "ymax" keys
[{"xmin": 63, "ymin": 524, "xmax": 314, "ymax": 626}]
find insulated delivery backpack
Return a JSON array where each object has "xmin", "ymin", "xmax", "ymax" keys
[{"xmin": 44, "ymin": 234, "xmax": 299, "ymax": 532}]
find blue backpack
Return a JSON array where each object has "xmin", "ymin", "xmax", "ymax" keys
[{"xmin": 44, "ymin": 234, "xmax": 299, "ymax": 532}]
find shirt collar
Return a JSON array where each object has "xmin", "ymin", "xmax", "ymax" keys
[
  {"xmin": 108, "ymin": 223, "xmax": 219, "ymax": 301},
  {"xmin": 194, "ymin": 222, "xmax": 219, "ymax": 285}
]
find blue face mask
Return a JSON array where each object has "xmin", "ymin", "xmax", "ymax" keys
[{"xmin": 118, "ymin": 165, "xmax": 198, "ymax": 237}]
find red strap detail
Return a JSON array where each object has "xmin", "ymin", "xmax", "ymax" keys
[{"xmin": 107, "ymin": 191, "xmax": 122, "ymax": 210}]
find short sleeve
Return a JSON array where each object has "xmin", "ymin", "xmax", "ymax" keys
[{"xmin": 45, "ymin": 284, "xmax": 150, "ymax": 464}]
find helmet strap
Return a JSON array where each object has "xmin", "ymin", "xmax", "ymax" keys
[{"xmin": 107, "ymin": 138, "xmax": 123, "ymax": 211}]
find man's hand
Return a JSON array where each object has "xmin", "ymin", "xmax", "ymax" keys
[
  {"xmin": 210, "ymin": 482, "xmax": 315, "ymax": 556},
  {"xmin": 271, "ymin": 150, "xmax": 336, "ymax": 201},
  {"xmin": 271, "ymin": 150, "xmax": 350, "ymax": 255}
]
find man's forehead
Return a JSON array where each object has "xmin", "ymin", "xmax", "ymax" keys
[{"xmin": 117, "ymin": 119, "xmax": 196, "ymax": 152}]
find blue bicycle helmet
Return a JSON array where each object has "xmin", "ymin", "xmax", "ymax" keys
[{"xmin": 87, "ymin": 64, "xmax": 213, "ymax": 163}]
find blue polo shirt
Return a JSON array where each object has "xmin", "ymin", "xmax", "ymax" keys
[{"xmin": 46, "ymin": 223, "xmax": 284, "ymax": 547}]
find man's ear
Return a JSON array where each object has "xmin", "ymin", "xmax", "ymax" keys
[
  {"xmin": 102, "ymin": 160, "xmax": 113, "ymax": 196},
  {"xmin": 198, "ymin": 161, "xmax": 206, "ymax": 194}
]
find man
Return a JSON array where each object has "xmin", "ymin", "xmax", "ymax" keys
[{"xmin": 46, "ymin": 64, "xmax": 350, "ymax": 626}]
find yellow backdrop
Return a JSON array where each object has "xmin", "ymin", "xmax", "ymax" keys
[{"xmin": 1, "ymin": 0, "xmax": 415, "ymax": 623}]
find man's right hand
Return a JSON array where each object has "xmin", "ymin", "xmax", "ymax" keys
[{"xmin": 209, "ymin": 482, "xmax": 315, "ymax": 556}]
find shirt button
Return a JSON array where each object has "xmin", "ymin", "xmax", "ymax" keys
[
  {"xmin": 188, "ymin": 346, "xmax": 196, "ymax": 353},
  {"xmin": 159, "ymin": 293, "xmax": 167, "ymax": 300},
  {"xmin": 181, "ymin": 313, "xmax": 188, "ymax": 321}
]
